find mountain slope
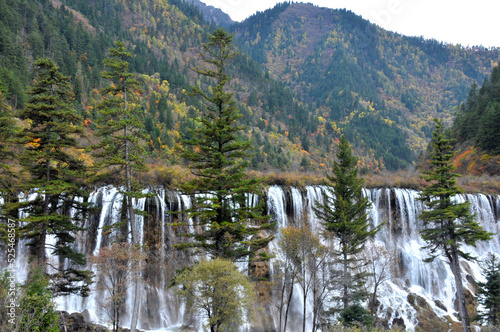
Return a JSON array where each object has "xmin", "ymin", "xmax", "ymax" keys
[
  {"xmin": 1, "ymin": 0, "xmax": 499, "ymax": 173},
  {"xmin": 232, "ymin": 3, "xmax": 500, "ymax": 166},
  {"xmin": 183, "ymin": 0, "xmax": 234, "ymax": 27}
]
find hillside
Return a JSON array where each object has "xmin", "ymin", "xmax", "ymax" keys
[
  {"xmin": 232, "ymin": 2, "xmax": 500, "ymax": 169},
  {"xmin": 184, "ymin": 0, "xmax": 234, "ymax": 27},
  {"xmin": 0, "ymin": 0, "xmax": 499, "ymax": 173}
]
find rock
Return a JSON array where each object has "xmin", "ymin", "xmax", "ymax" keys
[
  {"xmin": 392, "ymin": 316, "xmax": 406, "ymax": 329},
  {"xmin": 434, "ymin": 300, "xmax": 447, "ymax": 312},
  {"xmin": 81, "ymin": 309, "xmax": 91, "ymax": 322},
  {"xmin": 58, "ymin": 311, "xmax": 109, "ymax": 332},
  {"xmin": 453, "ymin": 288, "xmax": 478, "ymax": 321},
  {"xmin": 407, "ymin": 293, "xmax": 449, "ymax": 331}
]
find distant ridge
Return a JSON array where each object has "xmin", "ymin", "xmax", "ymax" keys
[{"xmin": 183, "ymin": 0, "xmax": 234, "ymax": 27}]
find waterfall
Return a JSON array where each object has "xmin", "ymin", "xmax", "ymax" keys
[{"xmin": 2, "ymin": 186, "xmax": 498, "ymax": 331}]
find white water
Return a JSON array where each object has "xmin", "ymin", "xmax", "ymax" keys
[{"xmin": 2, "ymin": 186, "xmax": 498, "ymax": 331}]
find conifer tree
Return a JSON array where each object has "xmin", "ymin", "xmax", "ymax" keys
[
  {"xmin": 476, "ymin": 253, "xmax": 500, "ymax": 327},
  {"xmin": 418, "ymin": 118, "xmax": 492, "ymax": 332},
  {"xmin": 314, "ymin": 134, "xmax": 381, "ymax": 313},
  {"xmin": 476, "ymin": 101, "xmax": 500, "ymax": 154},
  {"xmin": 176, "ymin": 28, "xmax": 273, "ymax": 261},
  {"xmin": 17, "ymin": 58, "xmax": 91, "ymax": 295},
  {"xmin": 93, "ymin": 41, "xmax": 147, "ymax": 242},
  {"xmin": 92, "ymin": 41, "xmax": 147, "ymax": 332}
]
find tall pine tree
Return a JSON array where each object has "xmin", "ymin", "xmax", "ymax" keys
[
  {"xmin": 92, "ymin": 41, "xmax": 148, "ymax": 242},
  {"xmin": 419, "ymin": 118, "xmax": 492, "ymax": 332},
  {"xmin": 92, "ymin": 41, "xmax": 147, "ymax": 332},
  {"xmin": 476, "ymin": 253, "xmax": 500, "ymax": 327},
  {"xmin": 176, "ymin": 28, "xmax": 273, "ymax": 261},
  {"xmin": 16, "ymin": 58, "xmax": 91, "ymax": 296},
  {"xmin": 313, "ymin": 134, "xmax": 381, "ymax": 313}
]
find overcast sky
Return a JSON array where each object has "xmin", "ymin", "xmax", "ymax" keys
[{"xmin": 201, "ymin": 0, "xmax": 500, "ymax": 48}]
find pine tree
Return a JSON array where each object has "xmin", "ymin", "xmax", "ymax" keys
[
  {"xmin": 16, "ymin": 58, "xmax": 92, "ymax": 296},
  {"xmin": 176, "ymin": 28, "xmax": 273, "ymax": 261},
  {"xmin": 93, "ymin": 40, "xmax": 147, "ymax": 242},
  {"xmin": 418, "ymin": 118, "xmax": 493, "ymax": 332},
  {"xmin": 476, "ymin": 253, "xmax": 500, "ymax": 327},
  {"xmin": 476, "ymin": 101, "xmax": 500, "ymax": 155},
  {"xmin": 17, "ymin": 265, "xmax": 60, "ymax": 332},
  {"xmin": 313, "ymin": 134, "xmax": 381, "ymax": 312},
  {"xmin": 92, "ymin": 41, "xmax": 147, "ymax": 332}
]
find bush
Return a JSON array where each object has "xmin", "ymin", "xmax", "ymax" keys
[{"xmin": 339, "ymin": 304, "xmax": 374, "ymax": 328}]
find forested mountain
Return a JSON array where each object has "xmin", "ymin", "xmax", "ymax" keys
[
  {"xmin": 447, "ymin": 65, "xmax": 500, "ymax": 175},
  {"xmin": 232, "ymin": 2, "xmax": 500, "ymax": 170},
  {"xmin": 0, "ymin": 0, "xmax": 499, "ymax": 173},
  {"xmin": 183, "ymin": 0, "xmax": 234, "ymax": 27}
]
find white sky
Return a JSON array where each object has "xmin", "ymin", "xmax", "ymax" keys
[{"xmin": 201, "ymin": 0, "xmax": 500, "ymax": 48}]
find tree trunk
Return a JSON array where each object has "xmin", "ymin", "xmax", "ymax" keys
[
  {"xmin": 40, "ymin": 127, "xmax": 52, "ymax": 266},
  {"xmin": 39, "ymin": 191, "xmax": 48, "ymax": 264},
  {"xmin": 124, "ymin": 88, "xmax": 140, "ymax": 332},
  {"xmin": 283, "ymin": 275, "xmax": 294, "ymax": 332},
  {"xmin": 343, "ymin": 251, "xmax": 349, "ymax": 310},
  {"xmin": 450, "ymin": 246, "xmax": 471, "ymax": 332},
  {"xmin": 302, "ymin": 282, "xmax": 307, "ymax": 332},
  {"xmin": 312, "ymin": 286, "xmax": 318, "ymax": 332},
  {"xmin": 278, "ymin": 272, "xmax": 287, "ymax": 332}
]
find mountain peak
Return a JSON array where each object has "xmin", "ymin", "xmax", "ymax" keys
[{"xmin": 183, "ymin": 0, "xmax": 234, "ymax": 27}]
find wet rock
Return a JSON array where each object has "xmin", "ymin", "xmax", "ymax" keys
[
  {"xmin": 392, "ymin": 316, "xmax": 406, "ymax": 329},
  {"xmin": 453, "ymin": 288, "xmax": 478, "ymax": 321},
  {"xmin": 434, "ymin": 300, "xmax": 447, "ymax": 312},
  {"xmin": 59, "ymin": 311, "xmax": 109, "ymax": 332},
  {"xmin": 407, "ymin": 293, "xmax": 449, "ymax": 331}
]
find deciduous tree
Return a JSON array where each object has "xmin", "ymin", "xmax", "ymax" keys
[
  {"xmin": 90, "ymin": 243, "xmax": 146, "ymax": 332},
  {"xmin": 277, "ymin": 225, "xmax": 328, "ymax": 332},
  {"xmin": 174, "ymin": 258, "xmax": 257, "ymax": 332}
]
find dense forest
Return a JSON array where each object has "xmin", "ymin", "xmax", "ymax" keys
[
  {"xmin": 0, "ymin": 0, "xmax": 499, "ymax": 175},
  {"xmin": 446, "ymin": 65, "xmax": 500, "ymax": 175}
]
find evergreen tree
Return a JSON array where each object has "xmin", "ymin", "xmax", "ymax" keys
[
  {"xmin": 476, "ymin": 101, "xmax": 500, "ymax": 155},
  {"xmin": 92, "ymin": 41, "xmax": 147, "ymax": 332},
  {"xmin": 176, "ymin": 28, "xmax": 273, "ymax": 261},
  {"xmin": 418, "ymin": 118, "xmax": 493, "ymax": 332},
  {"xmin": 93, "ymin": 41, "xmax": 147, "ymax": 241},
  {"xmin": 313, "ymin": 134, "xmax": 381, "ymax": 312},
  {"xmin": 17, "ymin": 265, "xmax": 60, "ymax": 332},
  {"xmin": 16, "ymin": 58, "xmax": 91, "ymax": 296},
  {"xmin": 476, "ymin": 253, "xmax": 500, "ymax": 327}
]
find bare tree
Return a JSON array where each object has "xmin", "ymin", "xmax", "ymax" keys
[
  {"xmin": 90, "ymin": 243, "xmax": 146, "ymax": 332},
  {"xmin": 277, "ymin": 226, "xmax": 328, "ymax": 332}
]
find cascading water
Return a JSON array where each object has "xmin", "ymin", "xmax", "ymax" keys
[{"xmin": 2, "ymin": 186, "xmax": 498, "ymax": 331}]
